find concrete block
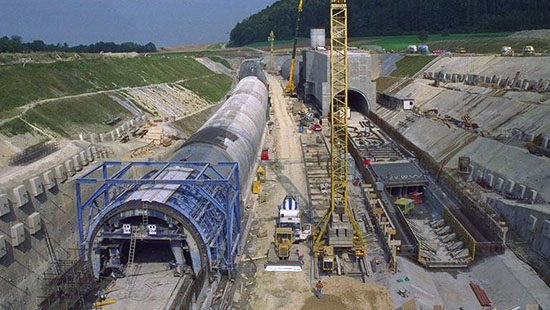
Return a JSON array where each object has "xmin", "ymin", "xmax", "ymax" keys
[
  {"xmin": 543, "ymin": 80, "xmax": 550, "ymax": 91},
  {"xmin": 12, "ymin": 185, "xmax": 29, "ymax": 207},
  {"xmin": 86, "ymin": 147, "xmax": 94, "ymax": 162},
  {"xmin": 99, "ymin": 133, "xmax": 107, "ymax": 142},
  {"xmin": 476, "ymin": 170, "xmax": 483, "ymax": 181},
  {"xmin": 530, "ymin": 189, "xmax": 538, "ymax": 202},
  {"xmin": 55, "ymin": 164, "xmax": 68, "ymax": 182},
  {"xmin": 28, "ymin": 176, "xmax": 44, "ymax": 197},
  {"xmin": 115, "ymin": 128, "xmax": 121, "ymax": 137},
  {"xmin": 542, "ymin": 136, "xmax": 550, "ymax": 148},
  {"xmin": 485, "ymin": 76, "xmax": 492, "ymax": 83},
  {"xmin": 110, "ymin": 131, "xmax": 116, "ymax": 141},
  {"xmin": 11, "ymin": 223, "xmax": 25, "ymax": 246},
  {"xmin": 519, "ymin": 184, "xmax": 527, "ymax": 199},
  {"xmin": 542, "ymin": 220, "xmax": 550, "ymax": 239},
  {"xmin": 0, "ymin": 235, "xmax": 6, "ymax": 258},
  {"xmin": 486, "ymin": 174, "xmax": 494, "ymax": 187},
  {"xmin": 26, "ymin": 212, "xmax": 41, "ymax": 234},
  {"xmin": 528, "ymin": 215, "xmax": 537, "ymax": 232},
  {"xmin": 90, "ymin": 133, "xmax": 98, "ymax": 144},
  {"xmin": 130, "ymin": 119, "xmax": 135, "ymax": 127},
  {"xmin": 0, "ymin": 193, "xmax": 9, "ymax": 217},
  {"xmin": 42, "ymin": 170, "xmax": 56, "ymax": 190},
  {"xmin": 79, "ymin": 151, "xmax": 88, "ymax": 166},
  {"xmin": 65, "ymin": 159, "xmax": 75, "ymax": 176},
  {"xmin": 496, "ymin": 177, "xmax": 504, "ymax": 191},
  {"xmin": 91, "ymin": 146, "xmax": 99, "ymax": 158},
  {"xmin": 507, "ymin": 180, "xmax": 516, "ymax": 194},
  {"xmin": 72, "ymin": 155, "xmax": 82, "ymax": 171},
  {"xmin": 79, "ymin": 133, "xmax": 86, "ymax": 141},
  {"xmin": 516, "ymin": 79, "xmax": 523, "ymax": 88},
  {"xmin": 522, "ymin": 81, "xmax": 530, "ymax": 90}
]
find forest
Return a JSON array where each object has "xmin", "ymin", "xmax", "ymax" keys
[
  {"xmin": 230, "ymin": 0, "xmax": 550, "ymax": 46},
  {"xmin": 0, "ymin": 35, "xmax": 157, "ymax": 53}
]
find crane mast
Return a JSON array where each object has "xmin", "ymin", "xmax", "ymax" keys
[
  {"xmin": 284, "ymin": 0, "xmax": 304, "ymax": 96},
  {"xmin": 313, "ymin": 0, "xmax": 366, "ymax": 266}
]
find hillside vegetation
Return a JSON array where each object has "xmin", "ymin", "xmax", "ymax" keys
[
  {"xmin": 230, "ymin": 0, "xmax": 550, "ymax": 46},
  {"xmin": 0, "ymin": 56, "xmax": 223, "ymax": 119}
]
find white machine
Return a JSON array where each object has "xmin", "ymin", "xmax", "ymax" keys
[{"xmin": 279, "ymin": 195, "xmax": 311, "ymax": 241}]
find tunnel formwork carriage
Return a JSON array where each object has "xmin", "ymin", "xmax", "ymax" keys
[{"xmin": 76, "ymin": 161, "xmax": 241, "ymax": 280}]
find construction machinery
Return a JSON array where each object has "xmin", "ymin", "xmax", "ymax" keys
[
  {"xmin": 284, "ymin": 0, "xmax": 304, "ymax": 96},
  {"xmin": 273, "ymin": 227, "xmax": 294, "ymax": 259},
  {"xmin": 312, "ymin": 0, "xmax": 366, "ymax": 272},
  {"xmin": 265, "ymin": 196, "xmax": 310, "ymax": 271},
  {"xmin": 279, "ymin": 195, "xmax": 311, "ymax": 241},
  {"xmin": 394, "ymin": 198, "xmax": 416, "ymax": 216},
  {"xmin": 523, "ymin": 45, "xmax": 535, "ymax": 56},
  {"xmin": 501, "ymin": 46, "xmax": 514, "ymax": 56}
]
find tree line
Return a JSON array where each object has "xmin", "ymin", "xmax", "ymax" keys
[
  {"xmin": 230, "ymin": 0, "xmax": 550, "ymax": 46},
  {"xmin": 0, "ymin": 35, "xmax": 157, "ymax": 53}
]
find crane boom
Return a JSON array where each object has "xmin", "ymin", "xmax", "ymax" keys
[
  {"xmin": 313, "ymin": 0, "xmax": 366, "ymax": 263},
  {"xmin": 284, "ymin": 0, "xmax": 304, "ymax": 96}
]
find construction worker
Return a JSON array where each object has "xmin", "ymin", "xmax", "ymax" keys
[
  {"xmin": 314, "ymin": 280, "xmax": 323, "ymax": 299},
  {"xmin": 296, "ymin": 249, "xmax": 304, "ymax": 265}
]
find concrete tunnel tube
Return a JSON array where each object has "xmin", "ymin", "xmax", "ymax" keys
[
  {"xmin": 82, "ymin": 64, "xmax": 269, "ymax": 306},
  {"xmin": 348, "ymin": 88, "xmax": 371, "ymax": 115}
]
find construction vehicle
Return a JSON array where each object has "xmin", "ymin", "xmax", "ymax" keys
[
  {"xmin": 501, "ymin": 46, "xmax": 514, "ymax": 56},
  {"xmin": 312, "ymin": 0, "xmax": 366, "ymax": 273},
  {"xmin": 279, "ymin": 195, "xmax": 311, "ymax": 241},
  {"xmin": 265, "ymin": 196, "xmax": 310, "ymax": 271},
  {"xmin": 321, "ymin": 246, "xmax": 335, "ymax": 271},
  {"xmin": 394, "ymin": 198, "xmax": 416, "ymax": 215},
  {"xmin": 284, "ymin": 0, "xmax": 304, "ymax": 96},
  {"xmin": 523, "ymin": 45, "xmax": 535, "ymax": 56}
]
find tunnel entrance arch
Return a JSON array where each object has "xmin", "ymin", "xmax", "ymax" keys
[{"xmin": 348, "ymin": 89, "xmax": 370, "ymax": 115}]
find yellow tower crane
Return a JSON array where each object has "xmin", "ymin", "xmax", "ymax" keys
[
  {"xmin": 284, "ymin": 0, "xmax": 304, "ymax": 96},
  {"xmin": 312, "ymin": 0, "xmax": 366, "ymax": 270},
  {"xmin": 269, "ymin": 31, "xmax": 276, "ymax": 73}
]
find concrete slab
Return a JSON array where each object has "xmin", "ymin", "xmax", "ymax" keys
[{"xmin": 103, "ymin": 263, "xmax": 186, "ymax": 310}]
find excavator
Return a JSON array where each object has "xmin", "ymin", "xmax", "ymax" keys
[{"xmin": 284, "ymin": 0, "xmax": 305, "ymax": 96}]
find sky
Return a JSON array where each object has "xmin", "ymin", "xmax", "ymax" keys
[{"xmin": 0, "ymin": 0, "xmax": 277, "ymax": 47}]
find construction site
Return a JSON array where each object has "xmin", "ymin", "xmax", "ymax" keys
[{"xmin": 1, "ymin": 1, "xmax": 550, "ymax": 310}]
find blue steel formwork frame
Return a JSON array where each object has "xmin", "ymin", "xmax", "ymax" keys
[{"xmin": 75, "ymin": 161, "xmax": 241, "ymax": 272}]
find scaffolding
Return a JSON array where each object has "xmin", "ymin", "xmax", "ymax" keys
[{"xmin": 38, "ymin": 259, "xmax": 94, "ymax": 310}]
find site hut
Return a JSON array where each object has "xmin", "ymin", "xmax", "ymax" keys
[{"xmin": 377, "ymin": 92, "xmax": 415, "ymax": 110}]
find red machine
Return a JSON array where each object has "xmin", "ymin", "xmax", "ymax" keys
[
  {"xmin": 261, "ymin": 149, "xmax": 269, "ymax": 160},
  {"xmin": 409, "ymin": 191, "xmax": 423, "ymax": 204}
]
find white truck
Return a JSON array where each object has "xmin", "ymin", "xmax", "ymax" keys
[{"xmin": 279, "ymin": 195, "xmax": 311, "ymax": 241}]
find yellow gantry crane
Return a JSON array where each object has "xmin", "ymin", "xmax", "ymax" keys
[
  {"xmin": 284, "ymin": 0, "xmax": 304, "ymax": 96},
  {"xmin": 312, "ymin": 0, "xmax": 366, "ymax": 269}
]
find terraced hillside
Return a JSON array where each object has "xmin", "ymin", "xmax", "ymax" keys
[{"xmin": 0, "ymin": 54, "xmax": 233, "ymax": 162}]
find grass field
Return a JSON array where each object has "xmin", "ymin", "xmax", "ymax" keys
[
  {"xmin": 243, "ymin": 32, "xmax": 513, "ymax": 51},
  {"xmin": 180, "ymin": 74, "xmax": 233, "ymax": 103},
  {"xmin": 0, "ymin": 56, "xmax": 215, "ymax": 117},
  {"xmin": 351, "ymin": 32, "xmax": 512, "ymax": 51},
  {"xmin": 428, "ymin": 37, "xmax": 550, "ymax": 54},
  {"xmin": 0, "ymin": 118, "xmax": 34, "ymax": 136},
  {"xmin": 22, "ymin": 93, "xmax": 133, "ymax": 137},
  {"xmin": 207, "ymin": 56, "xmax": 232, "ymax": 69},
  {"xmin": 389, "ymin": 56, "xmax": 436, "ymax": 78}
]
